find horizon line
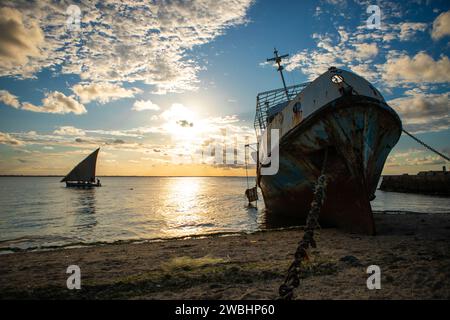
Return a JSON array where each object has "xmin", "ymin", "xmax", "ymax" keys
[{"xmin": 0, "ymin": 175, "xmax": 257, "ymax": 178}]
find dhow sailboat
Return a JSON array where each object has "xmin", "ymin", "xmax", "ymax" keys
[{"xmin": 61, "ymin": 148, "xmax": 101, "ymax": 187}]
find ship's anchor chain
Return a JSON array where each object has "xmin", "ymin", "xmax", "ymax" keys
[{"xmin": 278, "ymin": 149, "xmax": 328, "ymax": 300}]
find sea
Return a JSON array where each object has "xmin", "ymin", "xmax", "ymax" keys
[{"xmin": 1, "ymin": 176, "xmax": 449, "ymax": 253}]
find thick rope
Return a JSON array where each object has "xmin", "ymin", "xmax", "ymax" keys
[
  {"xmin": 278, "ymin": 149, "xmax": 328, "ymax": 300},
  {"xmin": 402, "ymin": 129, "xmax": 450, "ymax": 162}
]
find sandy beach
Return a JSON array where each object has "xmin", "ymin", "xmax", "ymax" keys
[{"xmin": 1, "ymin": 211, "xmax": 449, "ymax": 300}]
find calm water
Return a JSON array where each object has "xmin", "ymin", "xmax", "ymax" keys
[{"xmin": 0, "ymin": 176, "xmax": 449, "ymax": 252}]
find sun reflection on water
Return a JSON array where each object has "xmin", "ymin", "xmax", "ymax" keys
[{"xmin": 161, "ymin": 177, "xmax": 207, "ymax": 237}]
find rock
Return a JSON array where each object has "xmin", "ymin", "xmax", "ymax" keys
[
  {"xmin": 228, "ymin": 266, "xmax": 240, "ymax": 273},
  {"xmin": 339, "ymin": 255, "xmax": 362, "ymax": 267},
  {"xmin": 209, "ymin": 283, "xmax": 222, "ymax": 289},
  {"xmin": 433, "ymin": 281, "xmax": 443, "ymax": 290}
]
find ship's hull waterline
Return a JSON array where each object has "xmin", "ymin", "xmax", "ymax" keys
[{"xmin": 259, "ymin": 95, "xmax": 402, "ymax": 235}]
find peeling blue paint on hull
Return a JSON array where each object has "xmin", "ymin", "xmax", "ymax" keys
[{"xmin": 259, "ymin": 95, "xmax": 402, "ymax": 235}]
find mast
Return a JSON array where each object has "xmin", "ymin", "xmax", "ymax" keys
[{"xmin": 267, "ymin": 48, "xmax": 290, "ymax": 100}]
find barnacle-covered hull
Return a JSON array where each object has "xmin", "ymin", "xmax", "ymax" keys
[{"xmin": 259, "ymin": 95, "xmax": 402, "ymax": 235}]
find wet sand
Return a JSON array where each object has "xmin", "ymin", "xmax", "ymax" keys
[{"xmin": 1, "ymin": 212, "xmax": 450, "ymax": 299}]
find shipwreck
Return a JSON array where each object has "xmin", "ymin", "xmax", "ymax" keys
[{"xmin": 250, "ymin": 49, "xmax": 403, "ymax": 235}]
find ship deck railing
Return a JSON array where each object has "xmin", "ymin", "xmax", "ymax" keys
[{"xmin": 254, "ymin": 82, "xmax": 309, "ymax": 134}]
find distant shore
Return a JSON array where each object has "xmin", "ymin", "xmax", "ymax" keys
[
  {"xmin": 1, "ymin": 212, "xmax": 449, "ymax": 299},
  {"xmin": 0, "ymin": 175, "xmax": 254, "ymax": 178}
]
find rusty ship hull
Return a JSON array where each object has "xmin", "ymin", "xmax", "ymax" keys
[
  {"xmin": 259, "ymin": 95, "xmax": 402, "ymax": 234},
  {"xmin": 255, "ymin": 68, "xmax": 402, "ymax": 235}
]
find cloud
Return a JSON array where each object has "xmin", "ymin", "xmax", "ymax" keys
[
  {"xmin": 361, "ymin": 22, "xmax": 427, "ymax": 43},
  {"xmin": 380, "ymin": 52, "xmax": 450, "ymax": 86},
  {"xmin": 431, "ymin": 10, "xmax": 450, "ymax": 40},
  {"xmin": 111, "ymin": 139, "xmax": 125, "ymax": 144},
  {"xmin": 85, "ymin": 129, "xmax": 144, "ymax": 138},
  {"xmin": 0, "ymin": 90, "xmax": 88, "ymax": 115},
  {"xmin": 347, "ymin": 64, "xmax": 378, "ymax": 82},
  {"xmin": 72, "ymin": 82, "xmax": 142, "ymax": 104},
  {"xmin": 283, "ymin": 5, "xmax": 434, "ymax": 87},
  {"xmin": 160, "ymin": 103, "xmax": 195, "ymax": 122},
  {"xmin": 54, "ymin": 126, "xmax": 86, "ymax": 136},
  {"xmin": 386, "ymin": 148, "xmax": 447, "ymax": 168},
  {"xmin": 285, "ymin": 49, "xmax": 341, "ymax": 81},
  {"xmin": 409, "ymin": 156, "xmax": 446, "ymax": 166},
  {"xmin": 132, "ymin": 99, "xmax": 160, "ymax": 112},
  {"xmin": 0, "ymin": 0, "xmax": 254, "ymax": 93},
  {"xmin": 353, "ymin": 42, "xmax": 378, "ymax": 59},
  {"xmin": 324, "ymin": 0, "xmax": 346, "ymax": 5},
  {"xmin": 398, "ymin": 22, "xmax": 428, "ymax": 41},
  {"xmin": 389, "ymin": 91, "xmax": 449, "ymax": 133},
  {"xmin": 177, "ymin": 120, "xmax": 194, "ymax": 128},
  {"xmin": 0, "ymin": 109, "xmax": 256, "ymax": 170},
  {"xmin": 125, "ymin": 102, "xmax": 256, "ymax": 166},
  {"xmin": 207, "ymin": 115, "xmax": 240, "ymax": 124},
  {"xmin": 0, "ymin": 7, "xmax": 44, "ymax": 70},
  {"xmin": 72, "ymin": 136, "xmax": 126, "ymax": 146},
  {"xmin": 0, "ymin": 132, "xmax": 23, "ymax": 146},
  {"xmin": 0, "ymin": 89, "xmax": 20, "ymax": 108},
  {"xmin": 22, "ymin": 91, "xmax": 86, "ymax": 115},
  {"xmin": 284, "ymin": 31, "xmax": 379, "ymax": 80},
  {"xmin": 4, "ymin": 130, "xmax": 148, "ymax": 153}
]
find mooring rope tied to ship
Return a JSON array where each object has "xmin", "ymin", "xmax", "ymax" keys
[{"xmin": 402, "ymin": 129, "xmax": 450, "ymax": 162}]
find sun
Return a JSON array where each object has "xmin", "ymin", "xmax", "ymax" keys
[
  {"xmin": 162, "ymin": 103, "xmax": 205, "ymax": 141},
  {"xmin": 160, "ymin": 103, "xmax": 217, "ymax": 164}
]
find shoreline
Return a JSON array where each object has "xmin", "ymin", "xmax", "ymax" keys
[
  {"xmin": 0, "ymin": 210, "xmax": 444, "ymax": 255},
  {"xmin": 1, "ymin": 212, "xmax": 450, "ymax": 299}
]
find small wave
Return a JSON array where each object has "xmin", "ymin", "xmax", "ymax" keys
[
  {"xmin": 0, "ymin": 234, "xmax": 76, "ymax": 245},
  {"xmin": 0, "ymin": 226, "xmax": 299, "ymax": 254},
  {"xmin": 175, "ymin": 222, "xmax": 215, "ymax": 228},
  {"xmin": 373, "ymin": 210, "xmax": 450, "ymax": 215}
]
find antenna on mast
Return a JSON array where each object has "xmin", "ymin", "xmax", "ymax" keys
[{"xmin": 267, "ymin": 48, "xmax": 290, "ymax": 100}]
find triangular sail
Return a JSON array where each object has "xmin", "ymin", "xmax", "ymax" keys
[{"xmin": 61, "ymin": 148, "xmax": 100, "ymax": 182}]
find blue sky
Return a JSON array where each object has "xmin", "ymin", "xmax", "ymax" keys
[{"xmin": 0, "ymin": 0, "xmax": 449, "ymax": 175}]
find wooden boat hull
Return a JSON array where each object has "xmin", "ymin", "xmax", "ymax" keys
[
  {"xmin": 65, "ymin": 181, "xmax": 101, "ymax": 188},
  {"xmin": 259, "ymin": 95, "xmax": 402, "ymax": 235}
]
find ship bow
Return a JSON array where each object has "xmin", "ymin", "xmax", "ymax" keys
[{"xmin": 261, "ymin": 95, "xmax": 402, "ymax": 234}]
